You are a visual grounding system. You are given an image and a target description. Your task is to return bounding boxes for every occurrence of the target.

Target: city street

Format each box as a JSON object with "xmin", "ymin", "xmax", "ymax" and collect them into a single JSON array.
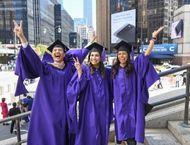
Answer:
[{"xmin": 0, "ymin": 122, "xmax": 28, "ymax": 144}]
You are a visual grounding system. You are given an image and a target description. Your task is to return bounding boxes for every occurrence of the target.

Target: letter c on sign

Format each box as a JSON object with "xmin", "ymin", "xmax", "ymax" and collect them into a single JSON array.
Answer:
[{"xmin": 169, "ymin": 46, "xmax": 175, "ymax": 52}]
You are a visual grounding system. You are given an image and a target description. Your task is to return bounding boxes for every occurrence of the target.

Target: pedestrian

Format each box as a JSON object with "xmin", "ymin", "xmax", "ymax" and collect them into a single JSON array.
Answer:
[
  {"xmin": 8, "ymin": 102, "xmax": 21, "ymax": 134},
  {"xmin": 182, "ymin": 73, "xmax": 186, "ymax": 86},
  {"xmin": 176, "ymin": 75, "xmax": 181, "ymax": 87},
  {"xmin": 0, "ymin": 98, "xmax": 9, "ymax": 125},
  {"xmin": 157, "ymin": 79, "xmax": 163, "ymax": 89},
  {"xmin": 67, "ymin": 42, "xmax": 113, "ymax": 145},
  {"xmin": 112, "ymin": 26, "xmax": 164, "ymax": 145},
  {"xmin": 13, "ymin": 20, "xmax": 93, "ymax": 145}
]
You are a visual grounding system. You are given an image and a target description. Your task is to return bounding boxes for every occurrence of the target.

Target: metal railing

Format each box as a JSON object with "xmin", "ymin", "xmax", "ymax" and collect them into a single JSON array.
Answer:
[
  {"xmin": 0, "ymin": 65, "xmax": 190, "ymax": 144},
  {"xmin": 0, "ymin": 111, "xmax": 31, "ymax": 145},
  {"xmin": 153, "ymin": 64, "xmax": 190, "ymax": 126}
]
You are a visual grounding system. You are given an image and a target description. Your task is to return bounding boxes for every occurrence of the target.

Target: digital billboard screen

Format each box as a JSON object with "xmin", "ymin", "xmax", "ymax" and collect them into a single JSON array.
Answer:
[
  {"xmin": 171, "ymin": 19, "xmax": 183, "ymax": 39},
  {"xmin": 111, "ymin": 9, "xmax": 136, "ymax": 44}
]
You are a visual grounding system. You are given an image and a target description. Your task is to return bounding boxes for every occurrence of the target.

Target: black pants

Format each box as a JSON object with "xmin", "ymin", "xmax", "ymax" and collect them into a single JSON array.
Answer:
[
  {"xmin": 10, "ymin": 120, "xmax": 16, "ymax": 134},
  {"xmin": 117, "ymin": 138, "xmax": 137, "ymax": 145}
]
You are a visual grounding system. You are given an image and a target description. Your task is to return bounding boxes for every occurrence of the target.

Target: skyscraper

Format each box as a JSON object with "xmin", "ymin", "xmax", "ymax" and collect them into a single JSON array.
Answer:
[
  {"xmin": 0, "ymin": 0, "xmax": 34, "ymax": 44},
  {"xmin": 61, "ymin": 9, "xmax": 74, "ymax": 47},
  {"xmin": 147, "ymin": 0, "xmax": 178, "ymax": 43},
  {"xmin": 178, "ymin": 0, "xmax": 190, "ymax": 7},
  {"xmin": 83, "ymin": 0, "xmax": 93, "ymax": 26}
]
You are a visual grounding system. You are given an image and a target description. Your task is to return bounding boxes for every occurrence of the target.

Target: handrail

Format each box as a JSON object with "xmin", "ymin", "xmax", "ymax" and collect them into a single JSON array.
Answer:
[
  {"xmin": 159, "ymin": 64, "xmax": 190, "ymax": 77},
  {"xmin": 157, "ymin": 64, "xmax": 190, "ymax": 127},
  {"xmin": 0, "ymin": 111, "xmax": 31, "ymax": 145},
  {"xmin": 152, "ymin": 94, "xmax": 186, "ymax": 107},
  {"xmin": 0, "ymin": 111, "xmax": 31, "ymax": 124}
]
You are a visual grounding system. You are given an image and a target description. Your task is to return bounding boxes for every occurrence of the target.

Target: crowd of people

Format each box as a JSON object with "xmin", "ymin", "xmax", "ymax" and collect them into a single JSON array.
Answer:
[
  {"xmin": 0, "ymin": 95, "xmax": 33, "ymax": 134},
  {"xmin": 9, "ymin": 20, "xmax": 164, "ymax": 145}
]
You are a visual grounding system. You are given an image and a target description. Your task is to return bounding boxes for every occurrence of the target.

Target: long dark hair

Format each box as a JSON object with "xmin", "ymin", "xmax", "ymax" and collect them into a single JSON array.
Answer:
[
  {"xmin": 112, "ymin": 52, "xmax": 133, "ymax": 78},
  {"xmin": 87, "ymin": 52, "xmax": 105, "ymax": 78}
]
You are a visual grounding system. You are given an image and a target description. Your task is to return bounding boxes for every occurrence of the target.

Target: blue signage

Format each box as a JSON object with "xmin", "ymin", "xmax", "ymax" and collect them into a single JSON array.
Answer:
[{"xmin": 141, "ymin": 44, "xmax": 178, "ymax": 55}]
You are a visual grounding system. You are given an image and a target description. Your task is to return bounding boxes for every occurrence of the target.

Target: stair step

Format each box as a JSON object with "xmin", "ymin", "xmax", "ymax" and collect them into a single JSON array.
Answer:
[
  {"xmin": 145, "ymin": 129, "xmax": 181, "ymax": 145},
  {"xmin": 168, "ymin": 121, "xmax": 190, "ymax": 145},
  {"xmin": 146, "ymin": 103, "xmax": 190, "ymax": 128}
]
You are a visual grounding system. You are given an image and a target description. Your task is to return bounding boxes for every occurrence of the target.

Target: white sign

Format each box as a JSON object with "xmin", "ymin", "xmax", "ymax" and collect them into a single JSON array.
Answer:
[
  {"xmin": 171, "ymin": 20, "xmax": 183, "ymax": 39},
  {"xmin": 111, "ymin": 9, "xmax": 136, "ymax": 44}
]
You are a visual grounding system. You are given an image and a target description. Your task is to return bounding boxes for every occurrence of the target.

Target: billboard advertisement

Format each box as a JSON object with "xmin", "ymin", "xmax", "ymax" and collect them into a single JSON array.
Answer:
[
  {"xmin": 171, "ymin": 19, "xmax": 183, "ymax": 39},
  {"xmin": 111, "ymin": 9, "xmax": 136, "ymax": 44}
]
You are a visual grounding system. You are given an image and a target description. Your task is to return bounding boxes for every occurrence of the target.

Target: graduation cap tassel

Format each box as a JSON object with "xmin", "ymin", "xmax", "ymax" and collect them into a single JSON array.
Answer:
[
  {"xmin": 101, "ymin": 48, "xmax": 106, "ymax": 62},
  {"xmin": 130, "ymin": 46, "xmax": 134, "ymax": 62}
]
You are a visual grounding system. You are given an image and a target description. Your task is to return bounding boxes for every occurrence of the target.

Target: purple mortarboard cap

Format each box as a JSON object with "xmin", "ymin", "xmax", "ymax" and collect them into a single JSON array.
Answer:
[
  {"xmin": 86, "ymin": 42, "xmax": 104, "ymax": 54},
  {"xmin": 114, "ymin": 40, "xmax": 134, "ymax": 62},
  {"xmin": 86, "ymin": 42, "xmax": 106, "ymax": 61},
  {"xmin": 47, "ymin": 39, "xmax": 69, "ymax": 52}
]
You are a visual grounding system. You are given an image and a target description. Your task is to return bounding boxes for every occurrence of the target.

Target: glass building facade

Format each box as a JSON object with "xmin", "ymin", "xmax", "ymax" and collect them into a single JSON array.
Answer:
[
  {"xmin": 0, "ymin": 0, "xmax": 31, "ymax": 44},
  {"xmin": 61, "ymin": 9, "xmax": 74, "ymax": 47},
  {"xmin": 0, "ymin": 0, "xmax": 58, "ymax": 45},
  {"xmin": 178, "ymin": 0, "xmax": 190, "ymax": 6},
  {"xmin": 110, "ymin": 0, "xmax": 136, "ymax": 14},
  {"xmin": 110, "ymin": 0, "xmax": 179, "ymax": 45},
  {"xmin": 39, "ymin": 0, "xmax": 55, "ymax": 45}
]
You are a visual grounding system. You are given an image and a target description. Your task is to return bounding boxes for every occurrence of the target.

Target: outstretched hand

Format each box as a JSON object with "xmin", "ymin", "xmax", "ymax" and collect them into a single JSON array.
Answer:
[
  {"xmin": 13, "ymin": 20, "xmax": 24, "ymax": 38},
  {"xmin": 145, "ymin": 26, "xmax": 164, "ymax": 56},
  {"xmin": 90, "ymin": 35, "xmax": 97, "ymax": 43},
  {"xmin": 152, "ymin": 26, "xmax": 164, "ymax": 38},
  {"xmin": 13, "ymin": 20, "xmax": 27, "ymax": 43}
]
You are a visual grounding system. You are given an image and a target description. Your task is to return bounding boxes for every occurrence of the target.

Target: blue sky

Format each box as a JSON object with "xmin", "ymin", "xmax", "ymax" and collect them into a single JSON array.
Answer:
[
  {"xmin": 63, "ymin": 0, "xmax": 84, "ymax": 18},
  {"xmin": 62, "ymin": 0, "xmax": 96, "ymax": 29}
]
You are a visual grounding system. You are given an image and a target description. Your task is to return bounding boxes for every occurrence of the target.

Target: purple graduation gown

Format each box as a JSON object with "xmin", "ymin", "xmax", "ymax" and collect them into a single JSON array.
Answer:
[
  {"xmin": 113, "ymin": 54, "xmax": 159, "ymax": 143},
  {"xmin": 67, "ymin": 66, "xmax": 113, "ymax": 145},
  {"xmin": 15, "ymin": 44, "xmax": 88, "ymax": 145}
]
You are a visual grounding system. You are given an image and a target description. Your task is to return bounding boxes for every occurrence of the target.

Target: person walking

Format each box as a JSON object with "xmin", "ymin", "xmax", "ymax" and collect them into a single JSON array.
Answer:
[
  {"xmin": 8, "ymin": 102, "xmax": 21, "ymax": 134},
  {"xmin": 0, "ymin": 98, "xmax": 9, "ymax": 125}
]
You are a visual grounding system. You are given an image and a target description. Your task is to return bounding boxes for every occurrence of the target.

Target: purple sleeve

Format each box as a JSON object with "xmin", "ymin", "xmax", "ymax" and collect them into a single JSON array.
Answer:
[
  {"xmin": 19, "ymin": 44, "xmax": 43, "ymax": 76},
  {"xmin": 42, "ymin": 51, "xmax": 53, "ymax": 63},
  {"xmin": 66, "ymin": 66, "xmax": 88, "ymax": 133},
  {"xmin": 135, "ymin": 54, "xmax": 159, "ymax": 104},
  {"xmin": 134, "ymin": 54, "xmax": 159, "ymax": 88},
  {"xmin": 14, "ymin": 44, "xmax": 43, "ymax": 96},
  {"xmin": 66, "ymin": 48, "xmax": 89, "ymax": 63}
]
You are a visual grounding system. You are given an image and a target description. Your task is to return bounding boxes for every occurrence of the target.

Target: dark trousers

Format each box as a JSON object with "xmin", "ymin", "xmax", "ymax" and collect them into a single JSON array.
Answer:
[
  {"xmin": 126, "ymin": 138, "xmax": 137, "ymax": 145},
  {"xmin": 117, "ymin": 138, "xmax": 137, "ymax": 145},
  {"xmin": 10, "ymin": 120, "xmax": 16, "ymax": 134}
]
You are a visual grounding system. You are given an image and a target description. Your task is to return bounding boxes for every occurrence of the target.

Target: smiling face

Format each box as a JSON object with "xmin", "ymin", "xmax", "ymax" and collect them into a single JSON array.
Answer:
[
  {"xmin": 89, "ymin": 51, "xmax": 101, "ymax": 67},
  {"xmin": 52, "ymin": 46, "xmax": 65, "ymax": 63},
  {"xmin": 117, "ymin": 51, "xmax": 128, "ymax": 66}
]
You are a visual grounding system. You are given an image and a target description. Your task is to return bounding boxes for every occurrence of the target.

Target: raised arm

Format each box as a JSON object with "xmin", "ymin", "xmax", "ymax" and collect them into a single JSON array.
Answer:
[
  {"xmin": 145, "ymin": 26, "xmax": 164, "ymax": 56},
  {"xmin": 67, "ymin": 58, "xmax": 88, "ymax": 133},
  {"xmin": 14, "ymin": 20, "xmax": 43, "ymax": 76},
  {"xmin": 14, "ymin": 20, "xmax": 43, "ymax": 96}
]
